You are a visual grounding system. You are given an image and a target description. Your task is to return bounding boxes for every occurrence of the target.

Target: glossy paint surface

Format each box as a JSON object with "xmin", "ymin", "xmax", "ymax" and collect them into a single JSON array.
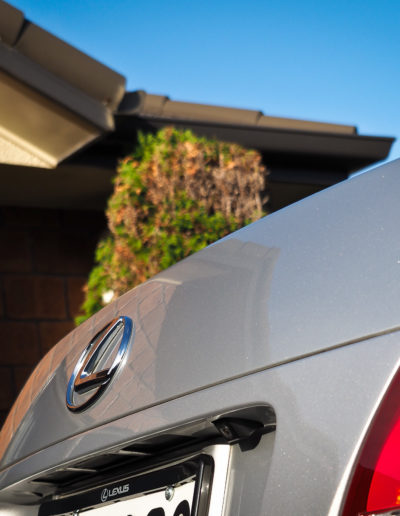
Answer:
[
  {"xmin": 2, "ymin": 159, "xmax": 400, "ymax": 468},
  {"xmin": 1, "ymin": 332, "xmax": 400, "ymax": 515}
]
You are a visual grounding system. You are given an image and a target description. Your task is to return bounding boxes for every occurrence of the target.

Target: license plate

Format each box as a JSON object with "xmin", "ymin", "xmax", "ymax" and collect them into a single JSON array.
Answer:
[{"xmin": 39, "ymin": 445, "xmax": 231, "ymax": 516}]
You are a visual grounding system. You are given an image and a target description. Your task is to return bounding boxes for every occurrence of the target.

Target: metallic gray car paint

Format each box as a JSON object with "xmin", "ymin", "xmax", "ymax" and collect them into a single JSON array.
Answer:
[
  {"xmin": 1, "ymin": 159, "xmax": 400, "ymax": 514},
  {"xmin": 1, "ymin": 333, "xmax": 399, "ymax": 514}
]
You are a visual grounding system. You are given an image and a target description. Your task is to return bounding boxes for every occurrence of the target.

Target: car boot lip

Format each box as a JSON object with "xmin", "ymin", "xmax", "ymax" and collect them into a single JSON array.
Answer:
[{"xmin": 3, "ymin": 159, "xmax": 400, "ymax": 515}]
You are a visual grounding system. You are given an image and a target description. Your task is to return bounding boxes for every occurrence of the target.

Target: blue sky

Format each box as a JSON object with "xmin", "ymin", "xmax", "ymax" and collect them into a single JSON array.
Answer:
[{"xmin": 11, "ymin": 0, "xmax": 400, "ymax": 169}]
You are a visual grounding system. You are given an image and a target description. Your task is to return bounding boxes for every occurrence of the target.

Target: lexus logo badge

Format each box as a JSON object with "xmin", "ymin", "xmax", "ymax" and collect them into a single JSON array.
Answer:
[{"xmin": 66, "ymin": 316, "xmax": 134, "ymax": 412}]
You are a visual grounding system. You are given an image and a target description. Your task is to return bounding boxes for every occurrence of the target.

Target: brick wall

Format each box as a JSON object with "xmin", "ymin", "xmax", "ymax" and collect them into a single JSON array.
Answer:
[{"xmin": 0, "ymin": 207, "xmax": 106, "ymax": 424}]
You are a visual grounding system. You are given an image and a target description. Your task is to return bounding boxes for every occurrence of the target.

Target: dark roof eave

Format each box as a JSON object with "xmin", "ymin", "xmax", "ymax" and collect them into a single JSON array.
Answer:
[{"xmin": 116, "ymin": 113, "xmax": 395, "ymax": 172}]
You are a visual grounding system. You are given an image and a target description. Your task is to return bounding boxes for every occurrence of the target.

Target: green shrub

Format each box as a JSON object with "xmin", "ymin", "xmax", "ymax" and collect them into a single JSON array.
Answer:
[{"xmin": 76, "ymin": 127, "xmax": 267, "ymax": 324}]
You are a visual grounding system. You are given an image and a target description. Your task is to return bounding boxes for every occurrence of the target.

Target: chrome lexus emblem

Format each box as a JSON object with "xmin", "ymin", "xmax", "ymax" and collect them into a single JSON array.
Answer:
[{"xmin": 66, "ymin": 316, "xmax": 133, "ymax": 412}]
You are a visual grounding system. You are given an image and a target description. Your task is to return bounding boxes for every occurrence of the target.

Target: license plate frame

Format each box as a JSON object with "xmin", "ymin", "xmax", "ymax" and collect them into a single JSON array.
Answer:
[{"xmin": 39, "ymin": 444, "xmax": 231, "ymax": 516}]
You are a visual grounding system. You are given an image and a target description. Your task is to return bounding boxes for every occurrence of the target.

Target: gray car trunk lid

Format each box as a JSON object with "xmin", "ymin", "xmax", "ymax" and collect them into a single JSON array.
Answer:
[{"xmin": 2, "ymin": 159, "xmax": 400, "ymax": 467}]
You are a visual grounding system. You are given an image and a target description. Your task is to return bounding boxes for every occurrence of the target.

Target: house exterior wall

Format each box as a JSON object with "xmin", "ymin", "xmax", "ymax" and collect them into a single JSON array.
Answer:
[{"xmin": 0, "ymin": 206, "xmax": 106, "ymax": 424}]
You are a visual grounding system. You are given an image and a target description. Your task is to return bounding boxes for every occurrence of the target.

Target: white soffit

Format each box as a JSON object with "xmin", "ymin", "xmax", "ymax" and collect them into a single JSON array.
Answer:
[
  {"xmin": 0, "ymin": 131, "xmax": 53, "ymax": 168},
  {"xmin": 0, "ymin": 0, "xmax": 126, "ymax": 169},
  {"xmin": 0, "ymin": 70, "xmax": 101, "ymax": 168}
]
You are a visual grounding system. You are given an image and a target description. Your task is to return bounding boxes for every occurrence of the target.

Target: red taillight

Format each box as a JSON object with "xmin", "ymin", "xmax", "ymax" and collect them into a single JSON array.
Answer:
[{"xmin": 342, "ymin": 368, "xmax": 400, "ymax": 516}]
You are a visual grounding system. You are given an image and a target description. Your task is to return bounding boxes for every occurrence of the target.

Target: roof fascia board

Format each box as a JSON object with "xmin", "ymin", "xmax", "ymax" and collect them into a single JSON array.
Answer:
[
  {"xmin": 15, "ymin": 22, "xmax": 126, "ymax": 110},
  {"xmin": 118, "ymin": 91, "xmax": 357, "ymax": 136},
  {"xmin": 0, "ymin": 1, "xmax": 24, "ymax": 46},
  {"xmin": 0, "ymin": 41, "xmax": 114, "ymax": 131}
]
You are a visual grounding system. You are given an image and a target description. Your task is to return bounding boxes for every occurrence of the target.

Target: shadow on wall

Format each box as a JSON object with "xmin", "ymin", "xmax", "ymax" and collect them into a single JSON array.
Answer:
[{"xmin": 0, "ymin": 206, "xmax": 107, "ymax": 424}]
